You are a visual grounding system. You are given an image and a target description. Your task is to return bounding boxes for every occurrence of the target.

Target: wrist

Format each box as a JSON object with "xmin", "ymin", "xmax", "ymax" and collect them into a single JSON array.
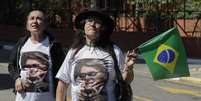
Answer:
[
  {"xmin": 123, "ymin": 64, "xmax": 132, "ymax": 73},
  {"xmin": 16, "ymin": 77, "xmax": 21, "ymax": 81}
]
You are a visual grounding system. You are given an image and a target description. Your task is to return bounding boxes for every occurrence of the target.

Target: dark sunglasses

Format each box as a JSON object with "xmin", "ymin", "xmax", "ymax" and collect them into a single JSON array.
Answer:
[
  {"xmin": 22, "ymin": 64, "xmax": 47, "ymax": 71},
  {"xmin": 79, "ymin": 72, "xmax": 98, "ymax": 78},
  {"xmin": 85, "ymin": 18, "xmax": 102, "ymax": 25}
]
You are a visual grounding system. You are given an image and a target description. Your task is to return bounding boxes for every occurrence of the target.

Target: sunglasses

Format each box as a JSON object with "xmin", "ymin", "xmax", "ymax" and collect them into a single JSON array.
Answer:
[
  {"xmin": 79, "ymin": 72, "xmax": 98, "ymax": 78},
  {"xmin": 22, "ymin": 64, "xmax": 47, "ymax": 71},
  {"xmin": 85, "ymin": 18, "xmax": 102, "ymax": 25}
]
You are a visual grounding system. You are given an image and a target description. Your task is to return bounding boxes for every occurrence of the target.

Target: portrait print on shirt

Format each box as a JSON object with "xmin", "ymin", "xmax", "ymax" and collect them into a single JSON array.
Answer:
[
  {"xmin": 20, "ymin": 51, "xmax": 50, "ymax": 92},
  {"xmin": 74, "ymin": 59, "xmax": 109, "ymax": 101}
]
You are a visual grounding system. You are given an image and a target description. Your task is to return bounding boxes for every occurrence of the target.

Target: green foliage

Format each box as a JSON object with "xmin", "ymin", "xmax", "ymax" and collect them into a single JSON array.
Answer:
[
  {"xmin": 1, "ymin": 0, "xmax": 201, "ymax": 26},
  {"xmin": 130, "ymin": 0, "xmax": 201, "ymax": 18},
  {"xmin": 4, "ymin": 0, "xmax": 89, "ymax": 27}
]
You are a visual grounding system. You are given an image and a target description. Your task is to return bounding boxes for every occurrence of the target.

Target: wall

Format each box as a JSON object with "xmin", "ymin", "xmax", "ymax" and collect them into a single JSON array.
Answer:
[{"xmin": 0, "ymin": 25, "xmax": 200, "ymax": 58}]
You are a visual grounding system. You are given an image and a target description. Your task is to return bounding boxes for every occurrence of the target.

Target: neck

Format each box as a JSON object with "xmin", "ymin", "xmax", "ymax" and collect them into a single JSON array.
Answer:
[
  {"xmin": 86, "ymin": 40, "xmax": 94, "ymax": 45},
  {"xmin": 30, "ymin": 33, "xmax": 45, "ymax": 44},
  {"xmin": 86, "ymin": 36, "xmax": 94, "ymax": 43}
]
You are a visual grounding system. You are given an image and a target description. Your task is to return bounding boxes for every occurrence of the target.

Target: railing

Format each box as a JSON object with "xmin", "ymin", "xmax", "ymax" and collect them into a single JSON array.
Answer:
[{"xmin": 1, "ymin": 0, "xmax": 201, "ymax": 37}]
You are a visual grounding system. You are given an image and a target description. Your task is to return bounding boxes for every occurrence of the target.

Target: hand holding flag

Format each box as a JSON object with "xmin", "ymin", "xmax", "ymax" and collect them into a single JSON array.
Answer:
[{"xmin": 123, "ymin": 49, "xmax": 138, "ymax": 72}]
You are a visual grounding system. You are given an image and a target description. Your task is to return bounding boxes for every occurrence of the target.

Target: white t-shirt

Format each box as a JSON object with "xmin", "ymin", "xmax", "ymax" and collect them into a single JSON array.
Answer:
[
  {"xmin": 56, "ymin": 45, "xmax": 125, "ymax": 101},
  {"xmin": 15, "ymin": 37, "xmax": 54, "ymax": 101}
]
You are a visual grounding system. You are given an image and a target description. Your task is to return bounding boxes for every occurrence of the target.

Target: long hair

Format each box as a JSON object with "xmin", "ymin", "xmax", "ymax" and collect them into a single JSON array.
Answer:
[
  {"xmin": 70, "ymin": 27, "xmax": 116, "ymax": 59},
  {"xmin": 70, "ymin": 14, "xmax": 119, "ymax": 67}
]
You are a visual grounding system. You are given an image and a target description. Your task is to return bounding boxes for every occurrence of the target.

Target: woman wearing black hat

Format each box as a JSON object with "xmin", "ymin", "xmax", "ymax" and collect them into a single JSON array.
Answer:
[{"xmin": 56, "ymin": 10, "xmax": 137, "ymax": 101}]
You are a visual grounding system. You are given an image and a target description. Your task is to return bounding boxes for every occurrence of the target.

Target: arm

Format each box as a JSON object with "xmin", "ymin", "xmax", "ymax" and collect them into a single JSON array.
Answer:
[
  {"xmin": 8, "ymin": 44, "xmax": 20, "ymax": 81},
  {"xmin": 122, "ymin": 65, "xmax": 134, "ymax": 84},
  {"xmin": 8, "ymin": 41, "xmax": 25, "ymax": 92},
  {"xmin": 56, "ymin": 80, "xmax": 69, "ymax": 101},
  {"xmin": 122, "ymin": 50, "xmax": 137, "ymax": 84},
  {"xmin": 8, "ymin": 37, "xmax": 27, "ymax": 81},
  {"xmin": 55, "ymin": 48, "xmax": 75, "ymax": 101}
]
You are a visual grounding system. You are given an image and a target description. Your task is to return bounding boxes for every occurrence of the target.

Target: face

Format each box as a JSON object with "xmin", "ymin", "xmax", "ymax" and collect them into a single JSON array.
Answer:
[
  {"xmin": 79, "ymin": 66, "xmax": 106, "ymax": 84},
  {"xmin": 23, "ymin": 59, "xmax": 48, "ymax": 81},
  {"xmin": 84, "ymin": 18, "xmax": 103, "ymax": 41},
  {"xmin": 26, "ymin": 10, "xmax": 46, "ymax": 35}
]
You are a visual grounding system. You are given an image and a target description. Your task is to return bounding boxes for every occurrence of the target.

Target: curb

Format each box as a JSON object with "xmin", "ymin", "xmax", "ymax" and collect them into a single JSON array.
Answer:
[
  {"xmin": 179, "ymin": 77, "xmax": 201, "ymax": 85},
  {"xmin": 191, "ymin": 67, "xmax": 201, "ymax": 72}
]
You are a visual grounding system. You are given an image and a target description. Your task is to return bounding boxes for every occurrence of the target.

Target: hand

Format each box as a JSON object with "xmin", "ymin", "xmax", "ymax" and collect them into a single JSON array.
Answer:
[
  {"xmin": 124, "ymin": 49, "xmax": 138, "ymax": 70},
  {"xmin": 15, "ymin": 78, "xmax": 24, "ymax": 93},
  {"xmin": 30, "ymin": 70, "xmax": 47, "ymax": 79}
]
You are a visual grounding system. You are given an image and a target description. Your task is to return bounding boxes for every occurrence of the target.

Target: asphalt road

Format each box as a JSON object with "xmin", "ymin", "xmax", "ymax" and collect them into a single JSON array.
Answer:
[
  {"xmin": 133, "ymin": 64, "xmax": 201, "ymax": 101},
  {"xmin": 1, "ymin": 63, "xmax": 201, "ymax": 101},
  {"xmin": 0, "ymin": 47, "xmax": 201, "ymax": 101},
  {"xmin": 0, "ymin": 63, "xmax": 15, "ymax": 101}
]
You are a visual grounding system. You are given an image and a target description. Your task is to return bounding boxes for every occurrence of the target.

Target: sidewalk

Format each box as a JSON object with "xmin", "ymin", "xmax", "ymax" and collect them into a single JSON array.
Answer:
[
  {"xmin": 0, "ymin": 42, "xmax": 201, "ymax": 86},
  {"xmin": 179, "ymin": 64, "xmax": 201, "ymax": 85},
  {"xmin": 175, "ymin": 59, "xmax": 201, "ymax": 85}
]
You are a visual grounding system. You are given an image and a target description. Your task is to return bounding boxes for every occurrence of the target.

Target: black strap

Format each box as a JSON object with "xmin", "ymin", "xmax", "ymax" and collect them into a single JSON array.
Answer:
[{"xmin": 110, "ymin": 46, "xmax": 124, "ymax": 82}]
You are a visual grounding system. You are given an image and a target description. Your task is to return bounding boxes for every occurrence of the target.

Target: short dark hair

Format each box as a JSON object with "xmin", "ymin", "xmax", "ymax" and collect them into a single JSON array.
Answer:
[
  {"xmin": 21, "ymin": 51, "xmax": 49, "ymax": 68},
  {"xmin": 26, "ymin": 8, "xmax": 47, "ymax": 21},
  {"xmin": 74, "ymin": 58, "xmax": 107, "ymax": 79}
]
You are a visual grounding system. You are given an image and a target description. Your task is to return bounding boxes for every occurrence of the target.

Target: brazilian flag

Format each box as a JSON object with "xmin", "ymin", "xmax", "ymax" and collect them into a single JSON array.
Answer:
[{"xmin": 138, "ymin": 27, "xmax": 190, "ymax": 80}]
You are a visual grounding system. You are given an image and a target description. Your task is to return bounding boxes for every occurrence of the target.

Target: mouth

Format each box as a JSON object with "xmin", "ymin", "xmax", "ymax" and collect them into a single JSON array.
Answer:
[
  {"xmin": 88, "ymin": 28, "xmax": 97, "ymax": 32},
  {"xmin": 88, "ymin": 30, "xmax": 96, "ymax": 33},
  {"xmin": 31, "ymin": 24, "xmax": 39, "ymax": 29}
]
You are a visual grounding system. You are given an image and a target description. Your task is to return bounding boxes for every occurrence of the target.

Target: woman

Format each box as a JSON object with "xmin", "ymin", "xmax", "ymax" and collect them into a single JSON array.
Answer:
[
  {"xmin": 56, "ymin": 10, "xmax": 137, "ymax": 101},
  {"xmin": 8, "ymin": 9, "xmax": 65, "ymax": 101}
]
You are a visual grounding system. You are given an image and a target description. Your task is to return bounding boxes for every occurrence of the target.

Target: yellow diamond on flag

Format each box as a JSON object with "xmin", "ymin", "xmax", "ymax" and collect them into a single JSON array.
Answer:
[{"xmin": 153, "ymin": 44, "xmax": 179, "ymax": 73}]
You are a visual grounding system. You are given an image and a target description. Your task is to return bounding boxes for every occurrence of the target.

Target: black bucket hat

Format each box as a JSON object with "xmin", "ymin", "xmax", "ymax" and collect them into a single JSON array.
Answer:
[{"xmin": 74, "ymin": 10, "xmax": 115, "ymax": 34}]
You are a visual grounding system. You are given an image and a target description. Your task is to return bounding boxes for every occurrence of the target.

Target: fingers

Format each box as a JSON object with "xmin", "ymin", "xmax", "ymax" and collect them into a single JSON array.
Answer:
[
  {"xmin": 91, "ymin": 78, "xmax": 104, "ymax": 86},
  {"xmin": 22, "ymin": 79, "xmax": 32, "ymax": 88},
  {"xmin": 125, "ymin": 50, "xmax": 137, "ymax": 63},
  {"xmin": 127, "ymin": 49, "xmax": 138, "ymax": 58},
  {"xmin": 124, "ymin": 49, "xmax": 138, "ymax": 68},
  {"xmin": 15, "ymin": 78, "xmax": 24, "ymax": 93}
]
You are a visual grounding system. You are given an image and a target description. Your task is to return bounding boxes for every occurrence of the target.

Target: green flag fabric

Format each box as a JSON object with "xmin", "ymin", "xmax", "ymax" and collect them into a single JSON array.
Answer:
[{"xmin": 138, "ymin": 27, "xmax": 190, "ymax": 80}]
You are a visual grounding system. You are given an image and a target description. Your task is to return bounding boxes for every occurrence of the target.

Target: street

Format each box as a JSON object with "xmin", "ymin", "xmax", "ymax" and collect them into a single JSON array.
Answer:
[
  {"xmin": 1, "ymin": 63, "xmax": 201, "ymax": 101},
  {"xmin": 0, "ymin": 63, "xmax": 15, "ymax": 101},
  {"xmin": 132, "ymin": 64, "xmax": 201, "ymax": 101},
  {"xmin": 0, "ymin": 0, "xmax": 201, "ymax": 100}
]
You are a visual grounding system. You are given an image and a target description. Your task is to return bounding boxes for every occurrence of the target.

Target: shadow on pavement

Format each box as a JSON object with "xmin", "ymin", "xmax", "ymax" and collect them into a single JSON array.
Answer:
[{"xmin": 0, "ymin": 74, "xmax": 14, "ymax": 90}]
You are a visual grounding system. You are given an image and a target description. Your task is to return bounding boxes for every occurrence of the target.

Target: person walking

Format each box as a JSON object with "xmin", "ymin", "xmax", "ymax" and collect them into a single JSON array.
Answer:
[
  {"xmin": 8, "ymin": 8, "xmax": 65, "ymax": 101},
  {"xmin": 56, "ymin": 10, "xmax": 137, "ymax": 101}
]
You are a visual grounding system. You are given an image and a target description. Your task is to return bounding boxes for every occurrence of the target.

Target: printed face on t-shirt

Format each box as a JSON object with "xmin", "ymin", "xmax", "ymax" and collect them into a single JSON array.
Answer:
[
  {"xmin": 23, "ymin": 58, "xmax": 48, "ymax": 83},
  {"xmin": 21, "ymin": 51, "xmax": 49, "ymax": 92},
  {"xmin": 74, "ymin": 59, "xmax": 108, "ymax": 101}
]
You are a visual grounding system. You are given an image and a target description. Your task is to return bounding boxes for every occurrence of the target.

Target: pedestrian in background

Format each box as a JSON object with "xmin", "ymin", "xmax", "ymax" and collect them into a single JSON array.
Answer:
[
  {"xmin": 56, "ymin": 10, "xmax": 137, "ymax": 101},
  {"xmin": 8, "ymin": 8, "xmax": 65, "ymax": 101}
]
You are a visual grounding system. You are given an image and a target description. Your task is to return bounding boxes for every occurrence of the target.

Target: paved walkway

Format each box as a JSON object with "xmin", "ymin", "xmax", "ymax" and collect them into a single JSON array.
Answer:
[
  {"xmin": 0, "ymin": 42, "xmax": 201, "ymax": 85},
  {"xmin": 0, "ymin": 42, "xmax": 200, "ymax": 101}
]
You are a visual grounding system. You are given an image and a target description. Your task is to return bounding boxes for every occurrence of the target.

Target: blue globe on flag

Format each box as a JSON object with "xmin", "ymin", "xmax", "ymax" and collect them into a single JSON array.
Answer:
[
  {"xmin": 153, "ymin": 44, "xmax": 178, "ymax": 73},
  {"xmin": 157, "ymin": 49, "xmax": 175, "ymax": 63}
]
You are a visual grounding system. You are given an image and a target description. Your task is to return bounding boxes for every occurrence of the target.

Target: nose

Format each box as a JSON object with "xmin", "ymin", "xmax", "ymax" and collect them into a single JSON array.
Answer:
[
  {"xmin": 32, "ymin": 18, "xmax": 37, "ymax": 23},
  {"xmin": 89, "ymin": 21, "xmax": 96, "ymax": 26},
  {"xmin": 85, "ymin": 75, "xmax": 91, "ymax": 79}
]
